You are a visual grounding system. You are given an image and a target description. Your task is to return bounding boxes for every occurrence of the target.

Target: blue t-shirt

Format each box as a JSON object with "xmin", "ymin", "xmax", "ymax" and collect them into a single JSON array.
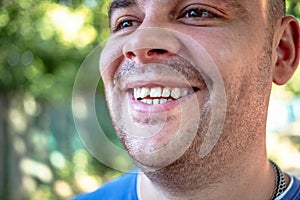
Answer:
[
  {"xmin": 71, "ymin": 171, "xmax": 139, "ymax": 200},
  {"xmin": 276, "ymin": 175, "xmax": 300, "ymax": 200},
  {"xmin": 71, "ymin": 172, "xmax": 300, "ymax": 200}
]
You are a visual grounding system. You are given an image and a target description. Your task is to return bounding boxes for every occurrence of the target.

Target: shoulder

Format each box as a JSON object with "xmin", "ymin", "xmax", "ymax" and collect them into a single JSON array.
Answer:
[{"xmin": 71, "ymin": 171, "xmax": 139, "ymax": 200}]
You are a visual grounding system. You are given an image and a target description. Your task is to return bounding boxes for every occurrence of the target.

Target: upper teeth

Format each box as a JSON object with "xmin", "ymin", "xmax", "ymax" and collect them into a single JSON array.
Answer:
[
  {"xmin": 150, "ymin": 87, "xmax": 162, "ymax": 97},
  {"xmin": 161, "ymin": 87, "xmax": 171, "ymax": 97},
  {"xmin": 133, "ymin": 87, "xmax": 192, "ymax": 104}
]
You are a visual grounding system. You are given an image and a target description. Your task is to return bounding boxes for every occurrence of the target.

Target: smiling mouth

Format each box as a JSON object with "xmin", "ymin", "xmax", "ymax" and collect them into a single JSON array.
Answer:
[{"xmin": 132, "ymin": 86, "xmax": 200, "ymax": 105}]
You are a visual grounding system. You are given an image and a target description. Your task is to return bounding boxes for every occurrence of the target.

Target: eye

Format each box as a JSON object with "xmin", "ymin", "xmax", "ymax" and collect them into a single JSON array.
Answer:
[
  {"xmin": 181, "ymin": 8, "xmax": 219, "ymax": 19},
  {"xmin": 177, "ymin": 5, "xmax": 223, "ymax": 26},
  {"xmin": 112, "ymin": 19, "xmax": 141, "ymax": 33},
  {"xmin": 119, "ymin": 20, "xmax": 138, "ymax": 29}
]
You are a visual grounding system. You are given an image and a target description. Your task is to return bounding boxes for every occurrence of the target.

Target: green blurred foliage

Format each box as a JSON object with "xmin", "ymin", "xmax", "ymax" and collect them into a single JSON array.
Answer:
[
  {"xmin": 0, "ymin": 0, "xmax": 299, "ymax": 200},
  {"xmin": 0, "ymin": 0, "xmax": 118, "ymax": 200},
  {"xmin": 0, "ymin": 0, "xmax": 111, "ymax": 102}
]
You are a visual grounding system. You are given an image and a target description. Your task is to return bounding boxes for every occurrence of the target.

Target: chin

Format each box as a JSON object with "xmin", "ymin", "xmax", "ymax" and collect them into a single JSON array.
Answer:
[{"xmin": 109, "ymin": 94, "xmax": 211, "ymax": 172}]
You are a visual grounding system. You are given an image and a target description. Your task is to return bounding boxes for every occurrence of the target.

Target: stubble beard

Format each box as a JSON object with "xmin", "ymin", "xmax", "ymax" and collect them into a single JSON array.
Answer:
[{"xmin": 105, "ymin": 27, "xmax": 274, "ymax": 196}]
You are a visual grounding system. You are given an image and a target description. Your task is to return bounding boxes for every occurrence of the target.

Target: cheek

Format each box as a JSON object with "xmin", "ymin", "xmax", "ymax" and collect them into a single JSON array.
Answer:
[
  {"xmin": 101, "ymin": 56, "xmax": 124, "ymax": 86},
  {"xmin": 204, "ymin": 44, "xmax": 250, "ymax": 98},
  {"xmin": 193, "ymin": 33, "xmax": 269, "ymax": 106}
]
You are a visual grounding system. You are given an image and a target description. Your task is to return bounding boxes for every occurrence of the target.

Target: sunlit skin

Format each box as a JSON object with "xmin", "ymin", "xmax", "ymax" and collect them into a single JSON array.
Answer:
[{"xmin": 101, "ymin": 0, "xmax": 300, "ymax": 199}]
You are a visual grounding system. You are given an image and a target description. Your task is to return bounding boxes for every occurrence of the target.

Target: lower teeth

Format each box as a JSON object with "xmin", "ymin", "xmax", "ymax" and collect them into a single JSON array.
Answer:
[{"xmin": 140, "ymin": 98, "xmax": 172, "ymax": 105}]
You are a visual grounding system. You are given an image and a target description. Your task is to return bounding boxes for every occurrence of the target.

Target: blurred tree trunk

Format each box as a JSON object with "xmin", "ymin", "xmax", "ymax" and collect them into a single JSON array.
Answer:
[{"xmin": 0, "ymin": 93, "xmax": 9, "ymax": 200}]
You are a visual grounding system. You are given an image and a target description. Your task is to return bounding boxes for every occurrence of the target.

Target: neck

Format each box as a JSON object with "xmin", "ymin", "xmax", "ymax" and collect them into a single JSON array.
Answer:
[{"xmin": 140, "ymin": 157, "xmax": 275, "ymax": 200}]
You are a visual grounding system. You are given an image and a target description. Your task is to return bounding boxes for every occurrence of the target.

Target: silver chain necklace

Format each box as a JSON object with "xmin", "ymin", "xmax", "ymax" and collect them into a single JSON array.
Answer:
[{"xmin": 270, "ymin": 160, "xmax": 286, "ymax": 200}]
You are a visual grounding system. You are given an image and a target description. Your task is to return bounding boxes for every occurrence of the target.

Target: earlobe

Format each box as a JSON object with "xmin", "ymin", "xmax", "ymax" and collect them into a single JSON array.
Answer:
[{"xmin": 273, "ymin": 16, "xmax": 300, "ymax": 85}]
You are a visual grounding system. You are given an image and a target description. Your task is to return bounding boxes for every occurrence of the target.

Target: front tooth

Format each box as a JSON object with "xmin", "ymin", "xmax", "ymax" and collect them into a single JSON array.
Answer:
[
  {"xmin": 134, "ymin": 88, "xmax": 141, "ymax": 99},
  {"xmin": 153, "ymin": 99, "xmax": 159, "ymax": 105},
  {"xmin": 171, "ymin": 88, "xmax": 181, "ymax": 99},
  {"xmin": 162, "ymin": 87, "xmax": 171, "ymax": 97},
  {"xmin": 140, "ymin": 87, "xmax": 150, "ymax": 98},
  {"xmin": 181, "ymin": 89, "xmax": 188, "ymax": 97},
  {"xmin": 150, "ymin": 87, "xmax": 162, "ymax": 97},
  {"xmin": 146, "ymin": 99, "xmax": 153, "ymax": 104},
  {"xmin": 159, "ymin": 99, "xmax": 167, "ymax": 104}
]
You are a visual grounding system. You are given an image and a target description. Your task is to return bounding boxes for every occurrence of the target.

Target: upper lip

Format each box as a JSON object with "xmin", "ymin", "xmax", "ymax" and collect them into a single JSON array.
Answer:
[
  {"xmin": 113, "ymin": 59, "xmax": 208, "ymax": 92},
  {"xmin": 115, "ymin": 69, "xmax": 206, "ymax": 92},
  {"xmin": 124, "ymin": 80, "xmax": 203, "ymax": 91}
]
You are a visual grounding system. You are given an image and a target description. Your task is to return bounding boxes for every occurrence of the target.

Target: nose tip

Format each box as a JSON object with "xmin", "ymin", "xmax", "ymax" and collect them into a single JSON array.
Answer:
[{"xmin": 122, "ymin": 28, "xmax": 181, "ymax": 63}]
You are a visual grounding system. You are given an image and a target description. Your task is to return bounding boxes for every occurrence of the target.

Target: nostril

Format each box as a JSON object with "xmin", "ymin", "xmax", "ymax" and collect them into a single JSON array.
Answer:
[
  {"xmin": 124, "ymin": 49, "xmax": 170, "ymax": 61},
  {"xmin": 148, "ymin": 49, "xmax": 168, "ymax": 56},
  {"xmin": 125, "ymin": 51, "xmax": 135, "ymax": 59}
]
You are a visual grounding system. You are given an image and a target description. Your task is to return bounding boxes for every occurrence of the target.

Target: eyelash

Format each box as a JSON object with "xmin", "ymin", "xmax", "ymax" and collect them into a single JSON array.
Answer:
[
  {"xmin": 112, "ymin": 19, "xmax": 141, "ymax": 33},
  {"xmin": 179, "ymin": 8, "xmax": 220, "ymax": 19}
]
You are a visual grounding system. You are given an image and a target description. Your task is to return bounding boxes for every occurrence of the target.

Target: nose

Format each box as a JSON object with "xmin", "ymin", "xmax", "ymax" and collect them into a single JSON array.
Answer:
[{"xmin": 122, "ymin": 28, "xmax": 181, "ymax": 63}]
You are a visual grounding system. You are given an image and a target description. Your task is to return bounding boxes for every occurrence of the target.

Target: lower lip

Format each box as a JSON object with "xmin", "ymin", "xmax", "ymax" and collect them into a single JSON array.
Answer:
[{"xmin": 129, "ymin": 93, "xmax": 196, "ymax": 113}]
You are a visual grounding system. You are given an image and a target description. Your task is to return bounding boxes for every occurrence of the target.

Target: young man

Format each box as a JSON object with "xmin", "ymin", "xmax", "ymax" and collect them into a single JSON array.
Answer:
[{"xmin": 73, "ymin": 0, "xmax": 300, "ymax": 199}]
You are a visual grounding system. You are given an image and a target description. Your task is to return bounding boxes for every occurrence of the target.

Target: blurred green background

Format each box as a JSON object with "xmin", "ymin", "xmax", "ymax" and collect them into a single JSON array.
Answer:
[{"xmin": 0, "ymin": 0, "xmax": 300, "ymax": 199}]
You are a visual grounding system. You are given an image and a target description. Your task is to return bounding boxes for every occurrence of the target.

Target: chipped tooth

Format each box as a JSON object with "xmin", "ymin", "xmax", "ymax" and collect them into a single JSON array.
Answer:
[
  {"xmin": 171, "ymin": 88, "xmax": 181, "ymax": 99},
  {"xmin": 153, "ymin": 99, "xmax": 159, "ymax": 105},
  {"xmin": 181, "ymin": 89, "xmax": 188, "ymax": 97},
  {"xmin": 159, "ymin": 99, "xmax": 167, "ymax": 104},
  {"xmin": 140, "ymin": 87, "xmax": 150, "ymax": 98},
  {"xmin": 150, "ymin": 87, "xmax": 162, "ymax": 97},
  {"xmin": 146, "ymin": 99, "xmax": 153, "ymax": 104},
  {"xmin": 162, "ymin": 87, "xmax": 171, "ymax": 97}
]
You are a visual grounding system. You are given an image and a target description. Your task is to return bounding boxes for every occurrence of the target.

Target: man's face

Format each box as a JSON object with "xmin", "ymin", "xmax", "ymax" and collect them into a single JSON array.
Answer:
[{"xmin": 100, "ymin": 0, "xmax": 275, "ymax": 171}]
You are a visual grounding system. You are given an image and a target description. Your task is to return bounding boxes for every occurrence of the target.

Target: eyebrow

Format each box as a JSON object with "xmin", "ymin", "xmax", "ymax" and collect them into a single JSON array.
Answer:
[{"xmin": 108, "ymin": 0, "xmax": 136, "ymax": 21}]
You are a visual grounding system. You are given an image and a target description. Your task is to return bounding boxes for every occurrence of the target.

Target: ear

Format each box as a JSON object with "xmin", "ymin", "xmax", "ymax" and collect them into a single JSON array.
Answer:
[{"xmin": 273, "ymin": 16, "xmax": 300, "ymax": 85}]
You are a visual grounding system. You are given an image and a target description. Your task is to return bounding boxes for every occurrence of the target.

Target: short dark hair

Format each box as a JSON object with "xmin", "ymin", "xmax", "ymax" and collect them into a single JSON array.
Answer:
[{"xmin": 268, "ymin": 0, "xmax": 286, "ymax": 24}]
